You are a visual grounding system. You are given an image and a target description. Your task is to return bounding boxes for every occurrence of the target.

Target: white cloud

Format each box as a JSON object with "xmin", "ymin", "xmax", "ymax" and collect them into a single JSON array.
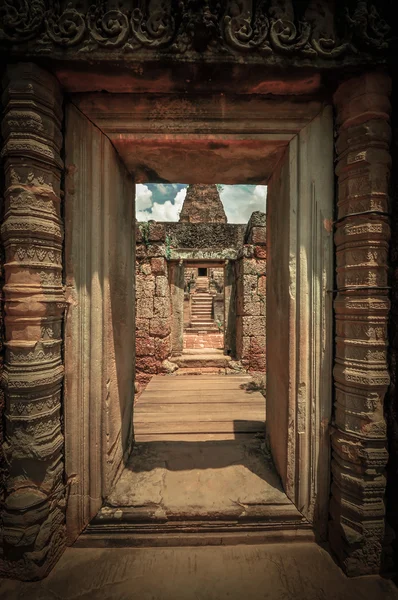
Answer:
[
  {"xmin": 135, "ymin": 184, "xmax": 266, "ymax": 223},
  {"xmin": 220, "ymin": 185, "xmax": 267, "ymax": 223},
  {"xmin": 136, "ymin": 184, "xmax": 153, "ymax": 211},
  {"xmin": 136, "ymin": 186, "xmax": 187, "ymax": 222}
]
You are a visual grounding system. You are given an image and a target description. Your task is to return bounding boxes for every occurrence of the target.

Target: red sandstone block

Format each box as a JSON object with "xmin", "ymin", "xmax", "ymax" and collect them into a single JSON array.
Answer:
[
  {"xmin": 250, "ymin": 336, "xmax": 266, "ymax": 355},
  {"xmin": 249, "ymin": 354, "xmax": 266, "ymax": 372},
  {"xmin": 243, "ymin": 274, "xmax": 258, "ymax": 293},
  {"xmin": 146, "ymin": 243, "xmax": 166, "ymax": 258},
  {"xmin": 244, "ymin": 299, "xmax": 261, "ymax": 317},
  {"xmin": 150, "ymin": 317, "xmax": 171, "ymax": 338},
  {"xmin": 148, "ymin": 222, "xmax": 165, "ymax": 242},
  {"xmin": 154, "ymin": 336, "xmax": 171, "ymax": 361},
  {"xmin": 136, "ymin": 356, "xmax": 158, "ymax": 374},
  {"xmin": 255, "ymin": 246, "xmax": 267, "ymax": 259},
  {"xmin": 151, "ymin": 257, "xmax": 166, "ymax": 275},
  {"xmin": 136, "ymin": 275, "xmax": 155, "ymax": 299},
  {"xmin": 258, "ymin": 275, "xmax": 266, "ymax": 296},
  {"xmin": 140, "ymin": 262, "xmax": 152, "ymax": 276},
  {"xmin": 248, "ymin": 316, "xmax": 265, "ymax": 337},
  {"xmin": 136, "ymin": 336, "xmax": 155, "ymax": 357},
  {"xmin": 242, "ymin": 258, "xmax": 257, "ymax": 276},
  {"xmin": 135, "ymin": 318, "xmax": 150, "ymax": 337},
  {"xmin": 155, "ymin": 276, "xmax": 169, "ymax": 297},
  {"xmin": 154, "ymin": 296, "xmax": 170, "ymax": 318},
  {"xmin": 251, "ymin": 227, "xmax": 267, "ymax": 245},
  {"xmin": 136, "ymin": 244, "xmax": 148, "ymax": 259},
  {"xmin": 136, "ymin": 297, "xmax": 154, "ymax": 319}
]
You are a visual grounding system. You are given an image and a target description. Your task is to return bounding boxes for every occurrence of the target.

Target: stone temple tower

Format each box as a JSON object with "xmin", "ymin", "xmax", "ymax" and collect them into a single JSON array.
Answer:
[{"xmin": 179, "ymin": 184, "xmax": 227, "ymax": 223}]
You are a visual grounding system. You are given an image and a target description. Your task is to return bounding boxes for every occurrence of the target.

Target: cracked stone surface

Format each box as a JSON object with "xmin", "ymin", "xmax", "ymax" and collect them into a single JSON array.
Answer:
[
  {"xmin": 106, "ymin": 437, "xmax": 290, "ymax": 518},
  {"xmin": 1, "ymin": 543, "xmax": 397, "ymax": 600}
]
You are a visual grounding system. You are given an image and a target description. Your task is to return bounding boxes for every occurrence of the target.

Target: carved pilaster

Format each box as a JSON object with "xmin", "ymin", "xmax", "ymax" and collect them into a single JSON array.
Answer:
[
  {"xmin": 331, "ymin": 72, "xmax": 392, "ymax": 575},
  {"xmin": 0, "ymin": 64, "xmax": 65, "ymax": 580}
]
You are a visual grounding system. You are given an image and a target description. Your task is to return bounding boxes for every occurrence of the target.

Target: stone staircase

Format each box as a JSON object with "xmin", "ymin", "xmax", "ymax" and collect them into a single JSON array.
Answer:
[{"xmin": 190, "ymin": 290, "xmax": 217, "ymax": 331}]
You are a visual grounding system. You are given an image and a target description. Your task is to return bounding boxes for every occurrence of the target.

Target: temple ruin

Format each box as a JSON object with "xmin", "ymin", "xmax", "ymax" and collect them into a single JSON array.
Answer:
[
  {"xmin": 0, "ymin": 0, "xmax": 397, "ymax": 584},
  {"xmin": 135, "ymin": 184, "xmax": 267, "ymax": 385}
]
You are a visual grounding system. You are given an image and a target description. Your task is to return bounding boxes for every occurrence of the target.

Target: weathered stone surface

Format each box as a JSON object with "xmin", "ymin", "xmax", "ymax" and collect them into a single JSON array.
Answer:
[
  {"xmin": 179, "ymin": 184, "xmax": 227, "ymax": 224},
  {"xmin": 165, "ymin": 223, "xmax": 245, "ymax": 254},
  {"xmin": 330, "ymin": 71, "xmax": 392, "ymax": 576},
  {"xmin": 235, "ymin": 217, "xmax": 266, "ymax": 373},
  {"xmin": 64, "ymin": 103, "xmax": 135, "ymax": 547},
  {"xmin": 135, "ymin": 241, "xmax": 172, "ymax": 378},
  {"xmin": 0, "ymin": 63, "xmax": 66, "ymax": 580},
  {"xmin": 151, "ymin": 257, "xmax": 166, "ymax": 275},
  {"xmin": 0, "ymin": 0, "xmax": 392, "ymax": 73}
]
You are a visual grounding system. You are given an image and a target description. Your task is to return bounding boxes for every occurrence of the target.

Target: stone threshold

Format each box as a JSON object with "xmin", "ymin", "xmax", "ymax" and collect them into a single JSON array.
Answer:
[{"xmin": 75, "ymin": 515, "xmax": 314, "ymax": 548}]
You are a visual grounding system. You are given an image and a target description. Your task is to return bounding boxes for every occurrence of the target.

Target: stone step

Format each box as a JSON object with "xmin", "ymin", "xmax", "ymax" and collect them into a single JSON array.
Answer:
[
  {"xmin": 174, "ymin": 353, "xmax": 232, "ymax": 368},
  {"xmin": 185, "ymin": 328, "xmax": 220, "ymax": 333}
]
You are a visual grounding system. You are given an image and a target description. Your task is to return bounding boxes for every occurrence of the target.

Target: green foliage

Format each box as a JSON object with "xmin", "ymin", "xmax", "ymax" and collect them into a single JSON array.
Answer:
[{"xmin": 139, "ymin": 222, "xmax": 150, "ymax": 246}]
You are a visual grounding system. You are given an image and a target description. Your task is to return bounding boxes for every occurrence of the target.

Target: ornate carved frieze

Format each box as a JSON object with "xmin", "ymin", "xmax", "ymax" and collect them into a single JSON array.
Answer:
[
  {"xmin": 331, "ymin": 72, "xmax": 392, "ymax": 576},
  {"xmin": 0, "ymin": 63, "xmax": 65, "ymax": 580},
  {"xmin": 0, "ymin": 1, "xmax": 392, "ymax": 66}
]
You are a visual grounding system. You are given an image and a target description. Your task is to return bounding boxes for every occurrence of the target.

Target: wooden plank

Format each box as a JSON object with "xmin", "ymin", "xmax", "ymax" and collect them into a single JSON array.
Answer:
[
  {"xmin": 145, "ymin": 382, "xmax": 256, "ymax": 392},
  {"xmin": 153, "ymin": 375, "xmax": 252, "ymax": 381},
  {"xmin": 134, "ymin": 421, "xmax": 264, "ymax": 433},
  {"xmin": 134, "ymin": 414, "xmax": 265, "ymax": 424},
  {"xmin": 135, "ymin": 392, "xmax": 264, "ymax": 404},
  {"xmin": 132, "ymin": 433, "xmax": 261, "ymax": 442},
  {"xmin": 135, "ymin": 403, "xmax": 265, "ymax": 415}
]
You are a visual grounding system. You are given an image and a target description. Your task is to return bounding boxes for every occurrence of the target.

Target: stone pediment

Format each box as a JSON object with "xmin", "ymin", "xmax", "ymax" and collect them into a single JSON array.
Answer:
[{"xmin": 0, "ymin": 1, "xmax": 392, "ymax": 69}]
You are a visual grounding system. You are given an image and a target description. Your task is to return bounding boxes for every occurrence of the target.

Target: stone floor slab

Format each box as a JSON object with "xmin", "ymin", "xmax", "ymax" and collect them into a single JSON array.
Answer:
[{"xmin": 1, "ymin": 543, "xmax": 397, "ymax": 600}]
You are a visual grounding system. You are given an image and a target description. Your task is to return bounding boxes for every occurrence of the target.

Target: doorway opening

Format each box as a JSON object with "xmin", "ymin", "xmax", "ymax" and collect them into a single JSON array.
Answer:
[
  {"xmin": 183, "ymin": 261, "xmax": 225, "ymax": 352},
  {"xmin": 64, "ymin": 96, "xmax": 333, "ymax": 546}
]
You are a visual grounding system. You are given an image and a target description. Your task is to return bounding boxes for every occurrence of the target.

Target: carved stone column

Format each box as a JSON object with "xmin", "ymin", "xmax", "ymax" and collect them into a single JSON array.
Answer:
[
  {"xmin": 331, "ymin": 72, "xmax": 392, "ymax": 575},
  {"xmin": 0, "ymin": 64, "xmax": 65, "ymax": 580}
]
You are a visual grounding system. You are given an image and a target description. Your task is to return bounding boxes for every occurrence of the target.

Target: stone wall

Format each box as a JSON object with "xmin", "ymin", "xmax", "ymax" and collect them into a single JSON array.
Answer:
[
  {"xmin": 164, "ymin": 222, "xmax": 245, "ymax": 258},
  {"xmin": 135, "ymin": 222, "xmax": 172, "ymax": 386},
  {"xmin": 235, "ymin": 213, "xmax": 267, "ymax": 372}
]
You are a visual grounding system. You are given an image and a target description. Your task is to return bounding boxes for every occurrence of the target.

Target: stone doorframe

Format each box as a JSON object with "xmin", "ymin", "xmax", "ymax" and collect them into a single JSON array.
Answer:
[
  {"xmin": 0, "ymin": 64, "xmax": 392, "ymax": 579},
  {"xmin": 168, "ymin": 257, "xmax": 234, "ymax": 357}
]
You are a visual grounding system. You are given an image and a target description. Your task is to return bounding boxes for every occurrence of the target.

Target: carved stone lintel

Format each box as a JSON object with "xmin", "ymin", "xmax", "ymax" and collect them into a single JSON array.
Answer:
[
  {"xmin": 0, "ymin": 63, "xmax": 65, "ymax": 580},
  {"xmin": 0, "ymin": 1, "xmax": 392, "ymax": 65},
  {"xmin": 331, "ymin": 71, "xmax": 392, "ymax": 576}
]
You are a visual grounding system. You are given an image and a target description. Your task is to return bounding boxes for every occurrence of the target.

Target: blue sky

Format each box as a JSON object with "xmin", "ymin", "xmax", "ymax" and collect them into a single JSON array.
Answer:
[{"xmin": 136, "ymin": 184, "xmax": 267, "ymax": 223}]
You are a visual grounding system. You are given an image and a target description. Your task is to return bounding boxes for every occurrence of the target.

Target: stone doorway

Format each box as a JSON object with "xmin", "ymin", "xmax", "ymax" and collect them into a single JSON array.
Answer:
[
  {"xmin": 183, "ymin": 261, "xmax": 225, "ymax": 353},
  {"xmin": 62, "ymin": 92, "xmax": 333, "ymax": 548}
]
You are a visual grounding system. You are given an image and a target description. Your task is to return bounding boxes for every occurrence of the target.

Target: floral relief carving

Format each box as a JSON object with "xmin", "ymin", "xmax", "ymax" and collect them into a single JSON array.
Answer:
[
  {"xmin": 0, "ymin": 0, "xmax": 392, "ymax": 64},
  {"xmin": 88, "ymin": 2, "xmax": 130, "ymax": 48}
]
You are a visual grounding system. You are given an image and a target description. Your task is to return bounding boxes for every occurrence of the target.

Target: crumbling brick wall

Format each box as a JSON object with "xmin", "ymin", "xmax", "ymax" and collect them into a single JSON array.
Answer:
[
  {"xmin": 235, "ymin": 212, "xmax": 266, "ymax": 373},
  {"xmin": 135, "ymin": 222, "xmax": 172, "ymax": 386}
]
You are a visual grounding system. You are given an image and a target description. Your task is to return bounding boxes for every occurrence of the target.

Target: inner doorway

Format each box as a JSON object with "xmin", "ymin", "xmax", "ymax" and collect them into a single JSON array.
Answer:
[{"xmin": 184, "ymin": 261, "xmax": 225, "ymax": 352}]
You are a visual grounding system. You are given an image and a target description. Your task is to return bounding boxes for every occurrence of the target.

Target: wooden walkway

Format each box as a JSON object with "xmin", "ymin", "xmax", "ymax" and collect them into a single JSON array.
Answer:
[{"xmin": 134, "ymin": 375, "xmax": 266, "ymax": 441}]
